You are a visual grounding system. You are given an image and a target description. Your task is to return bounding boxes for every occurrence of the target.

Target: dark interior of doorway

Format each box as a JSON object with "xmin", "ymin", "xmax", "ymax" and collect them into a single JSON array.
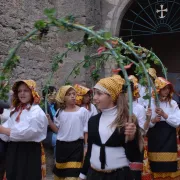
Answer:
[{"xmin": 122, "ymin": 32, "xmax": 180, "ymax": 75}]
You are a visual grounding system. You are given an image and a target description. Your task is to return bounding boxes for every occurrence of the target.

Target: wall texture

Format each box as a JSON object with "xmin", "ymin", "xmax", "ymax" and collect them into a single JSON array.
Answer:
[{"xmin": 0, "ymin": 0, "xmax": 131, "ymax": 90}]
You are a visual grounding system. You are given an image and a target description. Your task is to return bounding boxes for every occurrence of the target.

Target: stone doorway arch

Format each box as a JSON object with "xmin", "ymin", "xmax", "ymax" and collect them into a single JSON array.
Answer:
[{"xmin": 117, "ymin": 0, "xmax": 180, "ymax": 104}]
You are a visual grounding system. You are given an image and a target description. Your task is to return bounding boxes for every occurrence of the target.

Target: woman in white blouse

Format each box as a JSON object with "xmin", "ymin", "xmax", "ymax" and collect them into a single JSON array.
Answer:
[
  {"xmin": 47, "ymin": 85, "xmax": 89, "ymax": 180},
  {"xmin": 0, "ymin": 80, "xmax": 48, "ymax": 180},
  {"xmin": 148, "ymin": 77, "xmax": 180, "ymax": 180}
]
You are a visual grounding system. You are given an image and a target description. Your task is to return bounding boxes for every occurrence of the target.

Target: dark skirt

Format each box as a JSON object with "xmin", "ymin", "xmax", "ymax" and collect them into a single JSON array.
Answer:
[
  {"xmin": 147, "ymin": 121, "xmax": 177, "ymax": 172},
  {"xmin": 53, "ymin": 139, "xmax": 83, "ymax": 178},
  {"xmin": 0, "ymin": 140, "xmax": 7, "ymax": 180},
  {"xmin": 6, "ymin": 141, "xmax": 42, "ymax": 180},
  {"xmin": 87, "ymin": 167, "xmax": 134, "ymax": 180}
]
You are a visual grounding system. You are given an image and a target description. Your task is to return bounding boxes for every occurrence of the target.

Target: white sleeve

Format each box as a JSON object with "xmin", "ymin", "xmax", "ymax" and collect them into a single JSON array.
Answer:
[
  {"xmin": 83, "ymin": 109, "xmax": 89, "ymax": 133},
  {"xmin": 54, "ymin": 109, "xmax": 61, "ymax": 128},
  {"xmin": 79, "ymin": 173, "xmax": 87, "ymax": 179},
  {"xmin": 1, "ymin": 109, "xmax": 10, "ymax": 124},
  {"xmin": 166, "ymin": 101, "xmax": 180, "ymax": 128},
  {"xmin": 149, "ymin": 100, "xmax": 157, "ymax": 128},
  {"xmin": 137, "ymin": 106, "xmax": 146, "ymax": 130},
  {"xmin": 10, "ymin": 110, "xmax": 48, "ymax": 142},
  {"xmin": 0, "ymin": 120, "xmax": 10, "ymax": 142}
]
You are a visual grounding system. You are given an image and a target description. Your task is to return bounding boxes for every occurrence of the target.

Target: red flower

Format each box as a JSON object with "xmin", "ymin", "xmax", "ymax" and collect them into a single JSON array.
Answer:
[
  {"xmin": 97, "ymin": 46, "xmax": 106, "ymax": 55},
  {"xmin": 112, "ymin": 63, "xmax": 134, "ymax": 73}
]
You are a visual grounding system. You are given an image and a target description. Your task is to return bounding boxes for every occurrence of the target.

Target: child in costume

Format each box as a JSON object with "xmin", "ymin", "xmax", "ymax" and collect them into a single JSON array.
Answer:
[
  {"xmin": 148, "ymin": 77, "xmax": 180, "ymax": 180},
  {"xmin": 47, "ymin": 85, "xmax": 89, "ymax": 180},
  {"xmin": 0, "ymin": 80, "xmax": 48, "ymax": 180},
  {"xmin": 79, "ymin": 75, "xmax": 142, "ymax": 180},
  {"xmin": 74, "ymin": 84, "xmax": 98, "ymax": 117}
]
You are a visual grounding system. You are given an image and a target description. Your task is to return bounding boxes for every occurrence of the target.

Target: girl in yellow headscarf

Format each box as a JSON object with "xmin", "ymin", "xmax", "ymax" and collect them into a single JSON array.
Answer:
[
  {"xmin": 47, "ymin": 85, "xmax": 90, "ymax": 180},
  {"xmin": 148, "ymin": 77, "xmax": 180, "ymax": 180},
  {"xmin": 79, "ymin": 75, "xmax": 142, "ymax": 180},
  {"xmin": 74, "ymin": 84, "xmax": 98, "ymax": 117},
  {"xmin": 0, "ymin": 80, "xmax": 48, "ymax": 180}
]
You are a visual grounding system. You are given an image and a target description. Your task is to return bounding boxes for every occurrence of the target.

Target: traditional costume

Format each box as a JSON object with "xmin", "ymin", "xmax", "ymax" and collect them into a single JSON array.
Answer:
[
  {"xmin": 0, "ymin": 80, "xmax": 48, "ymax": 180},
  {"xmin": 80, "ymin": 75, "xmax": 141, "ymax": 180},
  {"xmin": 74, "ymin": 84, "xmax": 98, "ymax": 117},
  {"xmin": 53, "ymin": 85, "xmax": 89, "ymax": 180},
  {"xmin": 148, "ymin": 77, "xmax": 180, "ymax": 180}
]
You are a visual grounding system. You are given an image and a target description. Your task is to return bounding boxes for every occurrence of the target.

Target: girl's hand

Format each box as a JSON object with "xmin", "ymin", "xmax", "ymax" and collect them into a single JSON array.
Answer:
[
  {"xmin": 146, "ymin": 108, "xmax": 152, "ymax": 118},
  {"xmin": 125, "ymin": 123, "xmax": 136, "ymax": 141},
  {"xmin": 155, "ymin": 108, "xmax": 164, "ymax": 116},
  {"xmin": 155, "ymin": 108, "xmax": 168, "ymax": 119},
  {"xmin": 151, "ymin": 115, "xmax": 161, "ymax": 124},
  {"xmin": 46, "ymin": 114, "xmax": 52, "ymax": 125}
]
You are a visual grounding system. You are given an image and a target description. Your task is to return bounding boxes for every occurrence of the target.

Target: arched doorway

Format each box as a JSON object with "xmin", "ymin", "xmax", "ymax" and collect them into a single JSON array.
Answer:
[{"xmin": 120, "ymin": 0, "xmax": 180, "ymax": 104}]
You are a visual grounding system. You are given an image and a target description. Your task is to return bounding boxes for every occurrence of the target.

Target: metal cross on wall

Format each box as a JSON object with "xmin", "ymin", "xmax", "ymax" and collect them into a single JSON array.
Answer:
[{"xmin": 156, "ymin": 4, "xmax": 168, "ymax": 19}]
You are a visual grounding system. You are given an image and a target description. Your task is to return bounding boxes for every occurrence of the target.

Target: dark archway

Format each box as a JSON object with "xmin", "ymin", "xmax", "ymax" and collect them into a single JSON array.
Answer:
[{"xmin": 120, "ymin": 0, "xmax": 180, "ymax": 104}]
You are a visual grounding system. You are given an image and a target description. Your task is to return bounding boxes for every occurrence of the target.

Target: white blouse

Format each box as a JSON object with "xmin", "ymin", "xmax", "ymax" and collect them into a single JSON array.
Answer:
[
  {"xmin": 0, "ymin": 104, "xmax": 48, "ymax": 142},
  {"xmin": 138, "ymin": 84, "xmax": 152, "ymax": 109},
  {"xmin": 90, "ymin": 106, "xmax": 129, "ymax": 170},
  {"xmin": 133, "ymin": 101, "xmax": 146, "ymax": 130},
  {"xmin": 0, "ymin": 109, "xmax": 11, "ymax": 124},
  {"xmin": 55, "ymin": 107, "xmax": 89, "ymax": 142},
  {"xmin": 150, "ymin": 99, "xmax": 180, "ymax": 128}
]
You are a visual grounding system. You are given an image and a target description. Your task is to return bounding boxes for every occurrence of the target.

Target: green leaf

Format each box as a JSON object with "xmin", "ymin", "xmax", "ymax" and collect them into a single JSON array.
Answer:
[
  {"xmin": 83, "ymin": 61, "xmax": 91, "ymax": 68},
  {"xmin": 0, "ymin": 76, "xmax": 5, "ymax": 81},
  {"xmin": 84, "ymin": 55, "xmax": 90, "ymax": 61},
  {"xmin": 65, "ymin": 81, "xmax": 72, "ymax": 85},
  {"xmin": 34, "ymin": 20, "xmax": 47, "ymax": 30},
  {"xmin": 74, "ymin": 67, "xmax": 80, "ymax": 76},
  {"xmin": 143, "ymin": 94, "xmax": 151, "ymax": 100},
  {"xmin": 103, "ymin": 32, "xmax": 112, "ymax": 39},
  {"xmin": 44, "ymin": 8, "xmax": 56, "ymax": 17}
]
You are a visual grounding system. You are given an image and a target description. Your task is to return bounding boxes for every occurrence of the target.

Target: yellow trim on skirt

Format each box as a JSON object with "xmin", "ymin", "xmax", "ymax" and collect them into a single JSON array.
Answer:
[
  {"xmin": 148, "ymin": 152, "xmax": 177, "ymax": 162},
  {"xmin": 152, "ymin": 171, "xmax": 180, "ymax": 179},
  {"xmin": 56, "ymin": 162, "xmax": 82, "ymax": 169}
]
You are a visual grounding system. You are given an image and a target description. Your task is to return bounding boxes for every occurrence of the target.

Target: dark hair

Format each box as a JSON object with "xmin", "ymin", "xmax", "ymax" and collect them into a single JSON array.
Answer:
[
  {"xmin": 42, "ymin": 86, "xmax": 56, "ymax": 98},
  {"xmin": 122, "ymin": 81, "xmax": 134, "ymax": 94}
]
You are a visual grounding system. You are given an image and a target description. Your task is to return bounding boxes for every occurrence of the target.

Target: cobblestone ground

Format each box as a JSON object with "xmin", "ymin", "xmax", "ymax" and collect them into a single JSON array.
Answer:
[{"xmin": 45, "ymin": 147, "xmax": 54, "ymax": 180}]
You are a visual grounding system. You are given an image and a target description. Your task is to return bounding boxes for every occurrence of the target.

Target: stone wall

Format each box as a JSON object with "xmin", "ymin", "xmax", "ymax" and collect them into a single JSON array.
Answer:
[
  {"xmin": 0, "ymin": 0, "xmax": 86, "ymax": 91},
  {"xmin": 0, "ymin": 0, "xmax": 132, "ymax": 90}
]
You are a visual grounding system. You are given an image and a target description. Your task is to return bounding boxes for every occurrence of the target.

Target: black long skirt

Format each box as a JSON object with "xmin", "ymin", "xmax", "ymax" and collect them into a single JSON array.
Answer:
[
  {"xmin": 6, "ymin": 141, "xmax": 42, "ymax": 180},
  {"xmin": 0, "ymin": 140, "xmax": 7, "ymax": 180},
  {"xmin": 87, "ymin": 167, "xmax": 134, "ymax": 180},
  {"xmin": 53, "ymin": 139, "xmax": 83, "ymax": 178}
]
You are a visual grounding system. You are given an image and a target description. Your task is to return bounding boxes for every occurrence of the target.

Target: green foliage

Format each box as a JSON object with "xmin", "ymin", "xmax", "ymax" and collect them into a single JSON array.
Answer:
[
  {"xmin": 0, "ymin": 8, "xmax": 167, "ymax": 111},
  {"xmin": 34, "ymin": 20, "xmax": 47, "ymax": 30}
]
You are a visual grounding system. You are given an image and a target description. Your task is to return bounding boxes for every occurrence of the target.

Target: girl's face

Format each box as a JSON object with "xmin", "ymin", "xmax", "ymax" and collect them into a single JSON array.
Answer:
[
  {"xmin": 18, "ymin": 83, "xmax": 33, "ymax": 104},
  {"xmin": 64, "ymin": 88, "xmax": 76, "ymax": 105},
  {"xmin": 48, "ymin": 91, "xmax": 56, "ymax": 103},
  {"xmin": 159, "ymin": 85, "xmax": 171, "ymax": 98},
  {"xmin": 82, "ymin": 93, "xmax": 91, "ymax": 104},
  {"xmin": 93, "ymin": 89, "xmax": 114, "ymax": 110}
]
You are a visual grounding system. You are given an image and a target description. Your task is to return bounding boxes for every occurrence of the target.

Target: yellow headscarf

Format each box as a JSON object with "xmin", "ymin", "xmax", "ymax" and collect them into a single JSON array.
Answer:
[
  {"xmin": 12, "ymin": 80, "xmax": 40, "ymax": 106},
  {"xmin": 74, "ymin": 84, "xmax": 91, "ymax": 106},
  {"xmin": 152, "ymin": 77, "xmax": 174, "ymax": 98},
  {"xmin": 94, "ymin": 75, "xmax": 125, "ymax": 102},
  {"xmin": 55, "ymin": 85, "xmax": 75, "ymax": 103},
  {"xmin": 148, "ymin": 68, "xmax": 157, "ymax": 79},
  {"xmin": 128, "ymin": 75, "xmax": 140, "ymax": 99}
]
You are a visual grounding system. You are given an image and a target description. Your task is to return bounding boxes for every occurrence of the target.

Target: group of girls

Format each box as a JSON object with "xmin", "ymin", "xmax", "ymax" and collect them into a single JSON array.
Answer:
[{"xmin": 0, "ymin": 67, "xmax": 179, "ymax": 180}]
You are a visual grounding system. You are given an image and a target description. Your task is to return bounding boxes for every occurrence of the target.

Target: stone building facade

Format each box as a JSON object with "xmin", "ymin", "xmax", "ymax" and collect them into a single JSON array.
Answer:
[
  {"xmin": 0, "ymin": 0, "xmax": 131, "ymax": 91},
  {"xmin": 1, "ymin": 0, "xmax": 180, "ymax": 91}
]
